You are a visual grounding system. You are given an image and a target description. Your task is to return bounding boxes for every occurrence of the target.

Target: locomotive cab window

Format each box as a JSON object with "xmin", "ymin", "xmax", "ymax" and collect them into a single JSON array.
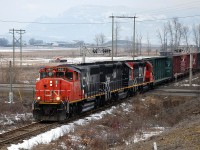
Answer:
[
  {"xmin": 66, "ymin": 71, "xmax": 73, "ymax": 81},
  {"xmin": 40, "ymin": 72, "xmax": 47, "ymax": 79},
  {"xmin": 48, "ymin": 72, "xmax": 54, "ymax": 77},
  {"xmin": 56, "ymin": 72, "xmax": 65, "ymax": 78}
]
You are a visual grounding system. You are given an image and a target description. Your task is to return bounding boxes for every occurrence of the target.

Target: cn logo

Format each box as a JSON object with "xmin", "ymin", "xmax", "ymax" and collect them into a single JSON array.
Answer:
[{"xmin": 45, "ymin": 90, "xmax": 60, "ymax": 96}]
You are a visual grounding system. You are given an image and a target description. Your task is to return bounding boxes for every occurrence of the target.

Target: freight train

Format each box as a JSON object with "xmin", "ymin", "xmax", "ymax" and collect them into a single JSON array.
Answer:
[{"xmin": 33, "ymin": 52, "xmax": 200, "ymax": 121}]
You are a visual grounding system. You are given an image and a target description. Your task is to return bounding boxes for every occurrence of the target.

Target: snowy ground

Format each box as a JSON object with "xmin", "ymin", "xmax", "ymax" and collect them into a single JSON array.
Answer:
[
  {"xmin": 8, "ymin": 100, "xmax": 165, "ymax": 150},
  {"xmin": 0, "ymin": 113, "xmax": 32, "ymax": 134},
  {"xmin": 1, "ymin": 56, "xmax": 154, "ymax": 66},
  {"xmin": 7, "ymin": 106, "xmax": 116, "ymax": 150},
  {"xmin": 174, "ymin": 76, "xmax": 200, "ymax": 87}
]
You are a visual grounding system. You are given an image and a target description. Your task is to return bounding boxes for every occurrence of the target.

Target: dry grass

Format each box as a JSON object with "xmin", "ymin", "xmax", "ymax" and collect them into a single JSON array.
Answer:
[{"xmin": 31, "ymin": 94, "xmax": 200, "ymax": 150}]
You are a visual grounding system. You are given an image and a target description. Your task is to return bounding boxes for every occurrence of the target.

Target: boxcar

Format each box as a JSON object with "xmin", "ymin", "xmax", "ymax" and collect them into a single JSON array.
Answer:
[
  {"xmin": 193, "ymin": 53, "xmax": 198, "ymax": 70},
  {"xmin": 172, "ymin": 54, "xmax": 190, "ymax": 78},
  {"xmin": 197, "ymin": 52, "xmax": 200, "ymax": 69}
]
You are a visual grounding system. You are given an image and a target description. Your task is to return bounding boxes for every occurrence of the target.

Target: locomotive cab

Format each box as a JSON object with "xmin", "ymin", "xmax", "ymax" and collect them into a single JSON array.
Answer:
[{"xmin": 33, "ymin": 66, "xmax": 82, "ymax": 121}]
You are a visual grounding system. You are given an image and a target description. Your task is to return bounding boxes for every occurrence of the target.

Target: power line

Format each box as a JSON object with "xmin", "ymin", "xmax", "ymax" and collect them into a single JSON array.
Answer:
[
  {"xmin": 137, "ymin": 0, "xmax": 200, "ymax": 15},
  {"xmin": 0, "ymin": 20, "xmax": 107, "ymax": 25},
  {"xmin": 9, "ymin": 29, "xmax": 26, "ymax": 67},
  {"xmin": 137, "ymin": 14, "xmax": 200, "ymax": 22},
  {"xmin": 0, "ymin": 14, "xmax": 200, "ymax": 26}
]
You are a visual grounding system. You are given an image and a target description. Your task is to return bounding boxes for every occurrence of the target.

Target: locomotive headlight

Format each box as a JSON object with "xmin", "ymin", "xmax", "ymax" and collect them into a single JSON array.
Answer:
[
  {"xmin": 37, "ymin": 96, "xmax": 41, "ymax": 100},
  {"xmin": 56, "ymin": 96, "xmax": 60, "ymax": 101}
]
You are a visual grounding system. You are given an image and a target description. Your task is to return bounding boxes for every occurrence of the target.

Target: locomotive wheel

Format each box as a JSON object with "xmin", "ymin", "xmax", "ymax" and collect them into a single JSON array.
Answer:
[
  {"xmin": 94, "ymin": 97, "xmax": 100, "ymax": 109},
  {"xmin": 112, "ymin": 92, "xmax": 119, "ymax": 102},
  {"xmin": 77, "ymin": 102, "xmax": 83, "ymax": 114}
]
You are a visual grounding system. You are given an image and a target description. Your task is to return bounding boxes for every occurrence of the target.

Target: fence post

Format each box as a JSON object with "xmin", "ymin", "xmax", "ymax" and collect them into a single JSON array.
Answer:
[{"xmin": 153, "ymin": 142, "xmax": 157, "ymax": 150}]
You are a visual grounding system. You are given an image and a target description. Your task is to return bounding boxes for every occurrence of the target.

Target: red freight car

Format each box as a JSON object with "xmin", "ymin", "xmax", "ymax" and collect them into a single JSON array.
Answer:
[
  {"xmin": 192, "ymin": 53, "xmax": 198, "ymax": 70},
  {"xmin": 173, "ymin": 54, "xmax": 190, "ymax": 77}
]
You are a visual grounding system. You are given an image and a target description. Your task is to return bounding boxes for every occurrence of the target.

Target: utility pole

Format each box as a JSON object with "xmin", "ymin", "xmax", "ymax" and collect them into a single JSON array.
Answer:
[
  {"xmin": 189, "ymin": 46, "xmax": 193, "ymax": 86},
  {"xmin": 109, "ymin": 15, "xmax": 114, "ymax": 61},
  {"xmin": 9, "ymin": 29, "xmax": 15, "ymax": 67},
  {"xmin": 133, "ymin": 16, "xmax": 137, "ymax": 60},
  {"xmin": 110, "ymin": 15, "xmax": 137, "ymax": 60},
  {"xmin": 9, "ymin": 29, "xmax": 25, "ymax": 67},
  {"xmin": 18, "ymin": 30, "xmax": 26, "ymax": 67},
  {"xmin": 9, "ymin": 61, "xmax": 13, "ymax": 103}
]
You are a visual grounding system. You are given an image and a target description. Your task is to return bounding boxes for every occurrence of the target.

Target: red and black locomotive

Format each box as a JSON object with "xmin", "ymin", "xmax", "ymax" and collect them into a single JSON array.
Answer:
[{"xmin": 33, "ymin": 60, "xmax": 154, "ymax": 121}]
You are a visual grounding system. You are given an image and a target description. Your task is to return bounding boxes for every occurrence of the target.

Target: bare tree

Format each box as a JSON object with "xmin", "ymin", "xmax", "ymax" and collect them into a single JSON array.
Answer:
[
  {"xmin": 147, "ymin": 33, "xmax": 151, "ymax": 55},
  {"xmin": 158, "ymin": 18, "xmax": 184, "ymax": 53},
  {"xmin": 138, "ymin": 34, "xmax": 143, "ymax": 55},
  {"xmin": 157, "ymin": 24, "xmax": 168, "ymax": 52},
  {"xmin": 167, "ymin": 18, "xmax": 183, "ymax": 51},
  {"xmin": 135, "ymin": 33, "xmax": 143, "ymax": 55},
  {"xmin": 99, "ymin": 33, "xmax": 106, "ymax": 45},
  {"xmin": 182, "ymin": 25, "xmax": 190, "ymax": 52},
  {"xmin": 94, "ymin": 35, "xmax": 100, "ymax": 46},
  {"xmin": 94, "ymin": 33, "xmax": 106, "ymax": 46},
  {"xmin": 192, "ymin": 24, "xmax": 200, "ymax": 50},
  {"xmin": 136, "ymin": 34, "xmax": 139, "ymax": 55}
]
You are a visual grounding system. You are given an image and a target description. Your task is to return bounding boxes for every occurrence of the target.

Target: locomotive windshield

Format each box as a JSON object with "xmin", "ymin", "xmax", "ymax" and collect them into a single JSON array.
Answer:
[
  {"xmin": 66, "ymin": 72, "xmax": 73, "ymax": 80},
  {"xmin": 40, "ymin": 71, "xmax": 55, "ymax": 79},
  {"xmin": 40, "ymin": 72, "xmax": 47, "ymax": 79},
  {"xmin": 56, "ymin": 72, "xmax": 65, "ymax": 77},
  {"xmin": 39, "ymin": 67, "xmax": 74, "ymax": 81}
]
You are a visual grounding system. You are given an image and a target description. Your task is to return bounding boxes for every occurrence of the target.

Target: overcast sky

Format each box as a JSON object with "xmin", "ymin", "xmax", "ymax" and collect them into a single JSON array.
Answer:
[
  {"xmin": 0, "ymin": 0, "xmax": 197, "ymax": 20},
  {"xmin": 0, "ymin": 0, "xmax": 199, "ymax": 42}
]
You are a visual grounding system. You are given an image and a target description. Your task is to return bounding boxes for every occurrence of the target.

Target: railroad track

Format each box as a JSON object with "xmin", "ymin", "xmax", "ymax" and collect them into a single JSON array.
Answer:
[
  {"xmin": 0, "ymin": 121, "xmax": 58, "ymax": 149},
  {"xmin": 0, "ymin": 96, "xmax": 132, "ymax": 149},
  {"xmin": 149, "ymin": 88, "xmax": 200, "ymax": 97}
]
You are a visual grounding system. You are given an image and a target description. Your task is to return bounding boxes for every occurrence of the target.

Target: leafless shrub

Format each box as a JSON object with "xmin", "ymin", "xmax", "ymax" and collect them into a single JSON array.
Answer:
[{"xmin": 0, "ymin": 101, "xmax": 31, "ymax": 114}]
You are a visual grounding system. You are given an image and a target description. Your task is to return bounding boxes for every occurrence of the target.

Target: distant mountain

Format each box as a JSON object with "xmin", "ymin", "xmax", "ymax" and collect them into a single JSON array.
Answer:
[
  {"xmin": 25, "ymin": 5, "xmax": 158, "ymax": 43},
  {"xmin": 24, "ymin": 5, "xmax": 200, "ymax": 45},
  {"xmin": 25, "ymin": 6, "xmax": 131, "ymax": 42}
]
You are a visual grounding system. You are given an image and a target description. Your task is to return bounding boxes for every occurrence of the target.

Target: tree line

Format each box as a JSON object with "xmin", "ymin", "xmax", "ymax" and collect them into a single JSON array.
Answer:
[
  {"xmin": 157, "ymin": 18, "xmax": 200, "ymax": 52},
  {"xmin": 94, "ymin": 18, "xmax": 200, "ymax": 56},
  {"xmin": 0, "ymin": 38, "xmax": 44, "ymax": 46}
]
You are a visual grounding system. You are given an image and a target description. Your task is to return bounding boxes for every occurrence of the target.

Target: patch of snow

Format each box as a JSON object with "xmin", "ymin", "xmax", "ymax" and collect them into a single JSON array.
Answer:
[
  {"xmin": 0, "ymin": 131, "xmax": 5, "ymax": 134},
  {"xmin": 7, "ymin": 106, "xmax": 117, "ymax": 150},
  {"xmin": 124, "ymin": 127, "xmax": 165, "ymax": 145},
  {"xmin": 153, "ymin": 126, "xmax": 165, "ymax": 130},
  {"xmin": 174, "ymin": 83, "xmax": 200, "ymax": 87},
  {"xmin": 121, "ymin": 103, "xmax": 132, "ymax": 112},
  {"xmin": 133, "ymin": 127, "xmax": 165, "ymax": 143},
  {"xmin": 22, "ymin": 81, "xmax": 30, "ymax": 84},
  {"xmin": 8, "ymin": 123, "xmax": 75, "ymax": 150},
  {"xmin": 0, "ymin": 113, "xmax": 32, "ymax": 126},
  {"xmin": 174, "ymin": 77, "xmax": 199, "ymax": 87},
  {"xmin": 60, "ymin": 142, "xmax": 67, "ymax": 149}
]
